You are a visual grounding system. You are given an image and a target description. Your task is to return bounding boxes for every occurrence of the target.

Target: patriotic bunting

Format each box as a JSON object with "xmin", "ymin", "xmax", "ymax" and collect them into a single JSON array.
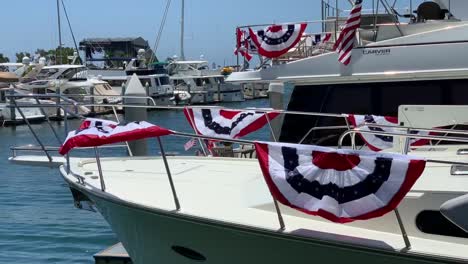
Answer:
[
  {"xmin": 59, "ymin": 118, "xmax": 173, "ymax": 155},
  {"xmin": 348, "ymin": 114, "xmax": 429, "ymax": 152},
  {"xmin": 333, "ymin": 0, "xmax": 362, "ymax": 65},
  {"xmin": 184, "ymin": 108, "xmax": 279, "ymax": 139},
  {"xmin": 249, "ymin": 23, "xmax": 307, "ymax": 58},
  {"xmin": 314, "ymin": 33, "xmax": 332, "ymax": 46},
  {"xmin": 255, "ymin": 142, "xmax": 426, "ymax": 223}
]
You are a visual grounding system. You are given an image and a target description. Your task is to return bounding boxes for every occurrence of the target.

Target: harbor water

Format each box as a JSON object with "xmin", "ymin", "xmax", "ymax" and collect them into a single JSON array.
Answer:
[{"xmin": 0, "ymin": 98, "xmax": 274, "ymax": 263}]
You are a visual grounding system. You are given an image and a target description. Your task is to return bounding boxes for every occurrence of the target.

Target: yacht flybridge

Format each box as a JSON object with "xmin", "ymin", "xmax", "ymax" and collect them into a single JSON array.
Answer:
[
  {"xmin": 229, "ymin": 0, "xmax": 468, "ymax": 84},
  {"xmin": 228, "ymin": 0, "xmax": 468, "ymax": 145}
]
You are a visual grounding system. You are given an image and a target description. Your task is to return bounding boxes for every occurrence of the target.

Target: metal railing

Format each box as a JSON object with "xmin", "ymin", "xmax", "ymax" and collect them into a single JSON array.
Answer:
[
  {"xmin": 79, "ymin": 125, "xmax": 468, "ymax": 248},
  {"xmin": 234, "ymin": 0, "xmax": 409, "ymax": 66},
  {"xmin": 8, "ymin": 96, "xmax": 468, "ymax": 246}
]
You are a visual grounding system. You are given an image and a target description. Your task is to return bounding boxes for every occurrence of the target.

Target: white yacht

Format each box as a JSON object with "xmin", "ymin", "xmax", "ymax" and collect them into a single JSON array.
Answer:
[
  {"xmin": 9, "ymin": 103, "xmax": 468, "ymax": 264},
  {"xmin": 0, "ymin": 88, "xmax": 47, "ymax": 125},
  {"xmin": 0, "ymin": 73, "xmax": 60, "ymax": 125},
  {"xmin": 168, "ymin": 61, "xmax": 244, "ymax": 104},
  {"xmin": 123, "ymin": 58, "xmax": 175, "ymax": 106},
  {"xmin": 228, "ymin": 0, "xmax": 468, "ymax": 144},
  {"xmin": 88, "ymin": 55, "xmax": 176, "ymax": 107},
  {"xmin": 8, "ymin": 1, "xmax": 468, "ymax": 263},
  {"xmin": 17, "ymin": 65, "xmax": 121, "ymax": 115}
]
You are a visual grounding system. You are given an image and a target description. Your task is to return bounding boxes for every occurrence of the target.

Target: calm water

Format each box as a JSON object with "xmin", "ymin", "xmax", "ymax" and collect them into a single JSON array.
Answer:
[{"xmin": 0, "ymin": 98, "xmax": 274, "ymax": 263}]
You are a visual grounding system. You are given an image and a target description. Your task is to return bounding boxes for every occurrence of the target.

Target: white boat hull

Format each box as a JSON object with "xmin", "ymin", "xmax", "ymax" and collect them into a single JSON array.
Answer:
[
  {"xmin": 213, "ymin": 84, "xmax": 244, "ymax": 102},
  {"xmin": 189, "ymin": 91, "xmax": 214, "ymax": 104},
  {"xmin": 76, "ymin": 185, "xmax": 462, "ymax": 264}
]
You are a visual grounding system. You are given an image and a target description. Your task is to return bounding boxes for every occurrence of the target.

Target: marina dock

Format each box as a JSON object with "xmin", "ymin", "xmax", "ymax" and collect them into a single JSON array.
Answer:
[{"xmin": 94, "ymin": 243, "xmax": 132, "ymax": 264}]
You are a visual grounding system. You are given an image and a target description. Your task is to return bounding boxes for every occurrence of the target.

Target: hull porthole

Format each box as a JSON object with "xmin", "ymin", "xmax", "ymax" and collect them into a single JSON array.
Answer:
[{"xmin": 171, "ymin": 245, "xmax": 206, "ymax": 262}]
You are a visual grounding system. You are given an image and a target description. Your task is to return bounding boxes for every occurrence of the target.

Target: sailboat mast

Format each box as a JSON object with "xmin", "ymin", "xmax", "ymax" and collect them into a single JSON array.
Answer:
[
  {"xmin": 56, "ymin": 0, "xmax": 62, "ymax": 64},
  {"xmin": 180, "ymin": 0, "xmax": 185, "ymax": 60}
]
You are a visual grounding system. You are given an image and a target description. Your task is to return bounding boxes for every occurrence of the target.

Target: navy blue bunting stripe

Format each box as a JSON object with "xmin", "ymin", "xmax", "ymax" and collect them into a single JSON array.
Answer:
[{"xmin": 282, "ymin": 146, "xmax": 393, "ymax": 204}]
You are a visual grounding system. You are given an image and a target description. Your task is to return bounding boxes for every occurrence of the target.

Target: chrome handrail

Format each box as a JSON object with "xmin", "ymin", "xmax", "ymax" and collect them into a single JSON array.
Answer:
[
  {"xmin": 10, "ymin": 94, "xmax": 468, "ymax": 244},
  {"xmin": 338, "ymin": 128, "xmax": 468, "ymax": 150}
]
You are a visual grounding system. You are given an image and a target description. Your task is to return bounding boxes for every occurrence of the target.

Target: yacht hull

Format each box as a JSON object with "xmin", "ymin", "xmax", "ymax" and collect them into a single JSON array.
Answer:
[
  {"xmin": 152, "ymin": 94, "xmax": 174, "ymax": 106},
  {"xmin": 74, "ymin": 185, "xmax": 463, "ymax": 264},
  {"xmin": 213, "ymin": 90, "xmax": 244, "ymax": 102},
  {"xmin": 189, "ymin": 91, "xmax": 214, "ymax": 104}
]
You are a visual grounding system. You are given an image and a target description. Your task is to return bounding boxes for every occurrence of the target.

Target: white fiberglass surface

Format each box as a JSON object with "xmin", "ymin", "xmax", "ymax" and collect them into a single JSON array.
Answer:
[{"xmin": 64, "ymin": 156, "xmax": 468, "ymax": 260}]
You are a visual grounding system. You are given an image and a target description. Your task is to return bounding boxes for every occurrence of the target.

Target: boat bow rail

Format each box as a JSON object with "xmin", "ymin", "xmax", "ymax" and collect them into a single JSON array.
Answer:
[
  {"xmin": 7, "ymin": 97, "xmax": 468, "ymax": 255},
  {"xmin": 59, "ymin": 124, "xmax": 468, "ymax": 252}
]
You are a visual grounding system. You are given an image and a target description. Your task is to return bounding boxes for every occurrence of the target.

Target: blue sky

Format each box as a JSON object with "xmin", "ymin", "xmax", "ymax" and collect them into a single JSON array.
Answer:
[{"xmin": 0, "ymin": 0, "xmax": 418, "ymax": 65}]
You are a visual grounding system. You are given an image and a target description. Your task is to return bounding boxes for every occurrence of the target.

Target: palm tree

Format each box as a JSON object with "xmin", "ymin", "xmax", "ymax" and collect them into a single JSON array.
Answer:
[{"xmin": 0, "ymin": 53, "xmax": 9, "ymax": 63}]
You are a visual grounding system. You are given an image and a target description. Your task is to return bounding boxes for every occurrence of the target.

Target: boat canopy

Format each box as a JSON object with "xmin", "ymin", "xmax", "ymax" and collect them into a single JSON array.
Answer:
[{"xmin": 0, "ymin": 72, "xmax": 19, "ymax": 83}]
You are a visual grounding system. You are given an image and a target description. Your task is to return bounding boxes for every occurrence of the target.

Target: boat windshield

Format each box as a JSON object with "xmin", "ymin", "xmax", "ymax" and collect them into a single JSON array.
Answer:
[
  {"xmin": 37, "ymin": 68, "xmax": 59, "ymax": 79},
  {"xmin": 59, "ymin": 67, "xmax": 87, "ymax": 80},
  {"xmin": 159, "ymin": 76, "xmax": 170, "ymax": 85}
]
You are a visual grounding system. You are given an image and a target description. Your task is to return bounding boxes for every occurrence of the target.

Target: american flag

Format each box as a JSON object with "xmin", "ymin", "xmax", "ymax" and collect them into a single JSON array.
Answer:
[
  {"xmin": 234, "ymin": 28, "xmax": 253, "ymax": 61},
  {"xmin": 333, "ymin": 0, "xmax": 362, "ymax": 65},
  {"xmin": 184, "ymin": 138, "xmax": 197, "ymax": 151}
]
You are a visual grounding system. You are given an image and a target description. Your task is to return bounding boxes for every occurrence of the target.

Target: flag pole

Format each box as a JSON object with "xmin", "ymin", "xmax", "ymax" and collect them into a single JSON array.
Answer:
[
  {"xmin": 185, "ymin": 109, "xmax": 209, "ymax": 156},
  {"xmin": 265, "ymin": 112, "xmax": 286, "ymax": 231}
]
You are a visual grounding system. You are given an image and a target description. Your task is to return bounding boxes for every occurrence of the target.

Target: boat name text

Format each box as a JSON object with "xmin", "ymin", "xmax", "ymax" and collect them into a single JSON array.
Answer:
[{"xmin": 362, "ymin": 49, "xmax": 391, "ymax": 56}]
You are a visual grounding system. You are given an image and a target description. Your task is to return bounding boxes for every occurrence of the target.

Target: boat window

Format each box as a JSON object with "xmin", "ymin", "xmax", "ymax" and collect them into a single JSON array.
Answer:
[
  {"xmin": 202, "ymin": 78, "xmax": 211, "ymax": 85},
  {"xmin": 153, "ymin": 78, "xmax": 161, "ymax": 86},
  {"xmin": 139, "ymin": 78, "xmax": 151, "ymax": 87},
  {"xmin": 281, "ymin": 79, "xmax": 468, "ymax": 145},
  {"xmin": 59, "ymin": 68, "xmax": 87, "ymax": 80},
  {"xmin": 59, "ymin": 68, "xmax": 76, "ymax": 79},
  {"xmin": 95, "ymin": 83, "xmax": 113, "ymax": 91},
  {"xmin": 194, "ymin": 78, "xmax": 203, "ymax": 86},
  {"xmin": 416, "ymin": 210, "xmax": 468, "ymax": 239},
  {"xmin": 63, "ymin": 87, "xmax": 87, "ymax": 95},
  {"xmin": 37, "ymin": 68, "xmax": 59, "ymax": 79},
  {"xmin": 197, "ymin": 64, "xmax": 209, "ymax": 70},
  {"xmin": 216, "ymin": 77, "xmax": 225, "ymax": 84},
  {"xmin": 173, "ymin": 79, "xmax": 186, "ymax": 86},
  {"xmin": 159, "ymin": 76, "xmax": 170, "ymax": 85},
  {"xmin": 107, "ymin": 79, "xmax": 125, "ymax": 87}
]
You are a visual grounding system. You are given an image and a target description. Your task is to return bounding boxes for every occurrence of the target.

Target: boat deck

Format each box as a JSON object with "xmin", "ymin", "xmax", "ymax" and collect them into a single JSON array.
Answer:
[{"xmin": 61, "ymin": 155, "xmax": 468, "ymax": 261}]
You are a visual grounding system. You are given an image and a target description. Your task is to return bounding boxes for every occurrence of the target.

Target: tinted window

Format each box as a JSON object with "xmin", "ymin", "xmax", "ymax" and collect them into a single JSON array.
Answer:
[
  {"xmin": 416, "ymin": 210, "xmax": 468, "ymax": 238},
  {"xmin": 159, "ymin": 77, "xmax": 170, "ymax": 85},
  {"xmin": 37, "ymin": 68, "xmax": 59, "ymax": 79},
  {"xmin": 281, "ymin": 79, "xmax": 468, "ymax": 145},
  {"xmin": 194, "ymin": 78, "xmax": 203, "ymax": 86}
]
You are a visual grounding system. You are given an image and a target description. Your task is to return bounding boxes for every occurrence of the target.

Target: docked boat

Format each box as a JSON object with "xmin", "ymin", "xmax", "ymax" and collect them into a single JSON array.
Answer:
[
  {"xmin": 9, "ymin": 102, "xmax": 468, "ymax": 263},
  {"xmin": 228, "ymin": 0, "xmax": 468, "ymax": 144},
  {"xmin": 8, "ymin": 0, "xmax": 468, "ymax": 263},
  {"xmin": 168, "ymin": 60, "xmax": 243, "ymax": 104},
  {"xmin": 164, "ymin": 0, "xmax": 244, "ymax": 104},
  {"xmin": 124, "ymin": 58, "xmax": 175, "ymax": 106},
  {"xmin": 0, "ymin": 89, "xmax": 48, "ymax": 125},
  {"xmin": 17, "ymin": 64, "xmax": 120, "ymax": 116},
  {"xmin": 0, "ymin": 72, "xmax": 63, "ymax": 125}
]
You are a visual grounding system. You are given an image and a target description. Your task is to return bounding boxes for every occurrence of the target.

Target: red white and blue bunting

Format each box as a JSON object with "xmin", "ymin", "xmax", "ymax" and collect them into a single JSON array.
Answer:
[
  {"xmin": 249, "ymin": 23, "xmax": 307, "ymax": 58},
  {"xmin": 59, "ymin": 118, "xmax": 173, "ymax": 155},
  {"xmin": 184, "ymin": 108, "xmax": 279, "ymax": 139},
  {"xmin": 255, "ymin": 142, "xmax": 426, "ymax": 223},
  {"xmin": 348, "ymin": 114, "xmax": 429, "ymax": 152}
]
